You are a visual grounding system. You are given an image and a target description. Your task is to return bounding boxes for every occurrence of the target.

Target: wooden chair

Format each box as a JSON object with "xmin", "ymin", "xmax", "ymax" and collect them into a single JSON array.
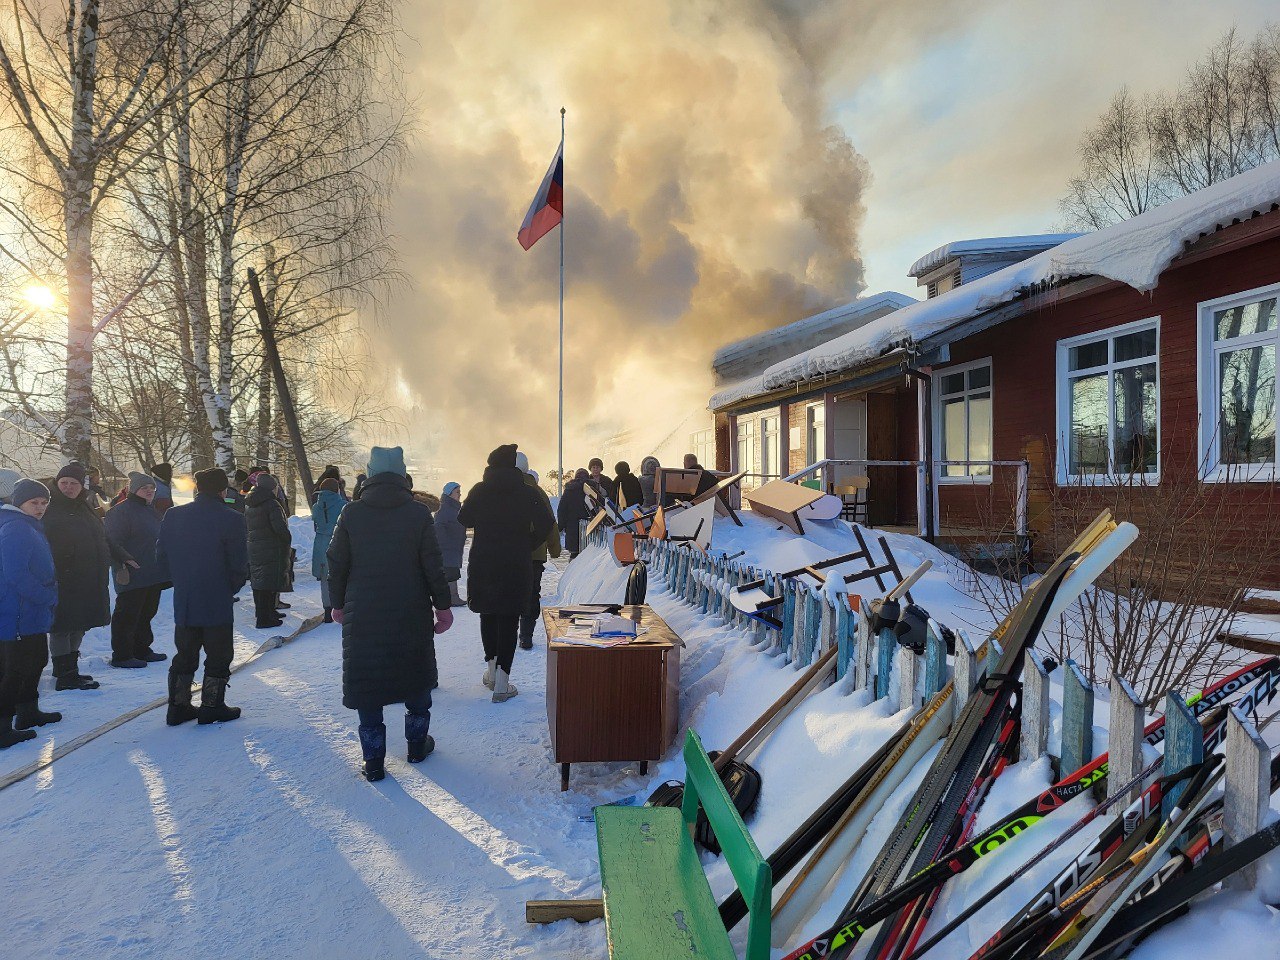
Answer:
[
  {"xmin": 594, "ymin": 730, "xmax": 771, "ymax": 960},
  {"xmin": 833, "ymin": 476, "xmax": 871, "ymax": 527}
]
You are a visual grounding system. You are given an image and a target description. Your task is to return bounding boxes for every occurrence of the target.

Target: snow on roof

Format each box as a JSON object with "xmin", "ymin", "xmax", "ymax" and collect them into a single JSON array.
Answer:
[
  {"xmin": 711, "ymin": 160, "xmax": 1280, "ymax": 411},
  {"xmin": 712, "ymin": 291, "xmax": 917, "ymax": 370},
  {"xmin": 907, "ymin": 234, "xmax": 1082, "ymax": 278}
]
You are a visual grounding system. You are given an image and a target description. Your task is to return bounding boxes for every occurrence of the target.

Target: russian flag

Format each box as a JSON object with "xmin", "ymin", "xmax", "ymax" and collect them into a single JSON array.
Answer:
[{"xmin": 517, "ymin": 140, "xmax": 563, "ymax": 251}]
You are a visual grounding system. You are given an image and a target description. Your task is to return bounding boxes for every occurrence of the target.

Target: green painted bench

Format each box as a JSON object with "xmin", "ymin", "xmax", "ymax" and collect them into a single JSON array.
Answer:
[{"xmin": 594, "ymin": 730, "xmax": 771, "ymax": 960}]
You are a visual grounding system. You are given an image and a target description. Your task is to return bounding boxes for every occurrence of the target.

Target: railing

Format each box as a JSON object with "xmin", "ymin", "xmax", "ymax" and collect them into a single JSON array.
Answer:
[{"xmin": 783, "ymin": 458, "xmax": 1030, "ymax": 540}]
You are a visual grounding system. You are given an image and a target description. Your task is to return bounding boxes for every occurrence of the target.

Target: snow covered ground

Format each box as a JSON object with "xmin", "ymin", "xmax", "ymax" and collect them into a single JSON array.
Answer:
[{"xmin": 4, "ymin": 512, "xmax": 1280, "ymax": 958}]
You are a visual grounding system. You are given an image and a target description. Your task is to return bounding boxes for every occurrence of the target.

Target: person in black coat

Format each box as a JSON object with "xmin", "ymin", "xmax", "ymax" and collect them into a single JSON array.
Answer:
[
  {"xmin": 156, "ymin": 468, "xmax": 249, "ymax": 725},
  {"xmin": 104, "ymin": 472, "xmax": 171, "ymax": 667},
  {"xmin": 245, "ymin": 474, "xmax": 292, "ymax": 629},
  {"xmin": 586, "ymin": 457, "xmax": 616, "ymax": 506},
  {"xmin": 43, "ymin": 462, "xmax": 134, "ymax": 689},
  {"xmin": 458, "ymin": 444, "xmax": 554, "ymax": 703},
  {"xmin": 613, "ymin": 461, "xmax": 643, "ymax": 510},
  {"xmin": 556, "ymin": 469, "xmax": 591, "ymax": 559},
  {"xmin": 326, "ymin": 446, "xmax": 454, "ymax": 781}
]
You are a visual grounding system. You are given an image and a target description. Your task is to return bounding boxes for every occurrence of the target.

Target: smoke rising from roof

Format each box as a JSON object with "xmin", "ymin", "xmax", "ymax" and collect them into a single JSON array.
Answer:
[{"xmin": 365, "ymin": 1, "xmax": 888, "ymax": 485}]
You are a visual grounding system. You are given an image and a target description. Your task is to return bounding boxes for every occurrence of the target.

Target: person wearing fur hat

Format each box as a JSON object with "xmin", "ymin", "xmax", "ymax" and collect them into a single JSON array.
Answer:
[
  {"xmin": 458, "ymin": 445, "xmax": 554, "ymax": 702},
  {"xmin": 245, "ymin": 473, "xmax": 292, "ymax": 629},
  {"xmin": 515, "ymin": 454, "xmax": 560, "ymax": 651},
  {"xmin": 310, "ymin": 477, "xmax": 346, "ymax": 622},
  {"xmin": 43, "ymin": 462, "xmax": 135, "ymax": 689},
  {"xmin": 104, "ymin": 472, "xmax": 171, "ymax": 666},
  {"xmin": 156, "ymin": 467, "xmax": 249, "ymax": 725},
  {"xmin": 0, "ymin": 479, "xmax": 61, "ymax": 746},
  {"xmin": 638, "ymin": 456, "xmax": 661, "ymax": 509},
  {"xmin": 434, "ymin": 481, "xmax": 467, "ymax": 607},
  {"xmin": 326, "ymin": 446, "xmax": 454, "ymax": 780},
  {"xmin": 148, "ymin": 463, "xmax": 175, "ymax": 517}
]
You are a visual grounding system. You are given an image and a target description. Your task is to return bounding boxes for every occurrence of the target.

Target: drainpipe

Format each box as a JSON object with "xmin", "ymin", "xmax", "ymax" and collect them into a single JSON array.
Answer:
[{"xmin": 903, "ymin": 365, "xmax": 936, "ymax": 544}]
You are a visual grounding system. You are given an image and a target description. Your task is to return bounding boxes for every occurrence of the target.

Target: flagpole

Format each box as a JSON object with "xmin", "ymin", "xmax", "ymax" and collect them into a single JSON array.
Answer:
[{"xmin": 557, "ymin": 106, "xmax": 565, "ymax": 498}]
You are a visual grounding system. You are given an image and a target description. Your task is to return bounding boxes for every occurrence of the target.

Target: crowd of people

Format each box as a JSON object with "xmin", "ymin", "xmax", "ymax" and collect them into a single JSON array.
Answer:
[{"xmin": 0, "ymin": 443, "xmax": 703, "ymax": 782}]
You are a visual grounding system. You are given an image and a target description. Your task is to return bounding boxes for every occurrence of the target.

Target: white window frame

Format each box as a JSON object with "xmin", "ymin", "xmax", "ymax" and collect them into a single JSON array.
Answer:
[
  {"xmin": 1055, "ymin": 316, "xmax": 1161, "ymax": 486},
  {"xmin": 805, "ymin": 402, "xmax": 825, "ymax": 464},
  {"xmin": 735, "ymin": 415, "xmax": 760, "ymax": 476},
  {"xmin": 759, "ymin": 413, "xmax": 780, "ymax": 480},
  {"xmin": 933, "ymin": 357, "xmax": 994, "ymax": 485},
  {"xmin": 1197, "ymin": 282, "xmax": 1280, "ymax": 483}
]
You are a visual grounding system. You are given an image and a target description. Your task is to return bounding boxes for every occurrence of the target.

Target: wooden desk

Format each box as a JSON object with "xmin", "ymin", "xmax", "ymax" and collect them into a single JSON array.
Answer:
[{"xmin": 544, "ymin": 605, "xmax": 681, "ymax": 791}]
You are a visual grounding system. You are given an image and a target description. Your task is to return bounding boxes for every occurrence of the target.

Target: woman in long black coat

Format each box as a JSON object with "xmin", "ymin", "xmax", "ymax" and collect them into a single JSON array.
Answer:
[
  {"xmin": 458, "ymin": 444, "xmax": 553, "ymax": 703},
  {"xmin": 556, "ymin": 469, "xmax": 591, "ymax": 558},
  {"xmin": 326, "ymin": 448, "xmax": 453, "ymax": 781},
  {"xmin": 245, "ymin": 474, "xmax": 292, "ymax": 629},
  {"xmin": 43, "ymin": 464, "xmax": 133, "ymax": 689}
]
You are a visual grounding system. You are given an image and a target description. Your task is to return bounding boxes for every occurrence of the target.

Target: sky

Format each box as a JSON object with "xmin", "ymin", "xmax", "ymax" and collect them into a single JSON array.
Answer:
[{"xmin": 365, "ymin": 0, "xmax": 1278, "ymax": 488}]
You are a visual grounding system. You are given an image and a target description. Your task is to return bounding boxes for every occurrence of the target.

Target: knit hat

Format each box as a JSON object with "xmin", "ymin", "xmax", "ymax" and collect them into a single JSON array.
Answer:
[
  {"xmin": 319, "ymin": 477, "xmax": 341, "ymax": 493},
  {"xmin": 150, "ymin": 463, "xmax": 173, "ymax": 485},
  {"xmin": 10, "ymin": 478, "xmax": 49, "ymax": 509},
  {"xmin": 442, "ymin": 481, "xmax": 460, "ymax": 497},
  {"xmin": 487, "ymin": 444, "xmax": 518, "ymax": 469},
  {"xmin": 529, "ymin": 469, "xmax": 539, "ymax": 484},
  {"xmin": 128, "ymin": 471, "xmax": 156, "ymax": 495},
  {"xmin": 615, "ymin": 461, "xmax": 631, "ymax": 475},
  {"xmin": 195, "ymin": 467, "xmax": 229, "ymax": 496},
  {"xmin": 56, "ymin": 462, "xmax": 88, "ymax": 486},
  {"xmin": 515, "ymin": 451, "xmax": 530, "ymax": 474},
  {"xmin": 254, "ymin": 473, "xmax": 278, "ymax": 491},
  {"xmin": 0, "ymin": 468, "xmax": 20, "ymax": 502},
  {"xmin": 233, "ymin": 469, "xmax": 249, "ymax": 484},
  {"xmin": 367, "ymin": 445, "xmax": 407, "ymax": 478}
]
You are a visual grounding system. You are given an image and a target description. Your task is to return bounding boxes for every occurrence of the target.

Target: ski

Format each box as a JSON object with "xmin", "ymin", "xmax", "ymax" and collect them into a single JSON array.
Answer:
[{"xmin": 1079, "ymin": 817, "xmax": 1280, "ymax": 960}]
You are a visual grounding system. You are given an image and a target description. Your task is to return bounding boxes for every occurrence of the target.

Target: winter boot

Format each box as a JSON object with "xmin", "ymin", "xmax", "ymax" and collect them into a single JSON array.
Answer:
[
  {"xmin": 519, "ymin": 618, "xmax": 535, "ymax": 651},
  {"xmin": 448, "ymin": 581, "xmax": 466, "ymax": 608},
  {"xmin": 482, "ymin": 658, "xmax": 496, "ymax": 690},
  {"xmin": 54, "ymin": 654, "xmax": 98, "ymax": 690},
  {"xmin": 405, "ymin": 713, "xmax": 434, "ymax": 763},
  {"xmin": 323, "ymin": 607, "xmax": 334, "ymax": 624},
  {"xmin": 359, "ymin": 722, "xmax": 387, "ymax": 781},
  {"xmin": 197, "ymin": 676, "xmax": 241, "ymax": 724},
  {"xmin": 491, "ymin": 668, "xmax": 519, "ymax": 703},
  {"xmin": 276, "ymin": 600, "xmax": 291, "ymax": 610},
  {"xmin": 136, "ymin": 649, "xmax": 168, "ymax": 663},
  {"xmin": 15, "ymin": 701, "xmax": 62, "ymax": 729},
  {"xmin": 109, "ymin": 656, "xmax": 147, "ymax": 669},
  {"xmin": 0, "ymin": 714, "xmax": 36, "ymax": 749},
  {"xmin": 166, "ymin": 672, "xmax": 199, "ymax": 726}
]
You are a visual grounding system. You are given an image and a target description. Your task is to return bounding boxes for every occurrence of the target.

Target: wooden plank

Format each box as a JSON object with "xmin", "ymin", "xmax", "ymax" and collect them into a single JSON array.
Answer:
[
  {"xmin": 596, "ymin": 807, "xmax": 736, "ymax": 960},
  {"xmin": 525, "ymin": 899, "xmax": 604, "ymax": 924},
  {"xmin": 875, "ymin": 626, "xmax": 895, "ymax": 701},
  {"xmin": 1060, "ymin": 659, "xmax": 1094, "ymax": 777},
  {"xmin": 1021, "ymin": 650, "xmax": 1051, "ymax": 763},
  {"xmin": 1162, "ymin": 691, "xmax": 1203, "ymax": 819},
  {"xmin": 1107, "ymin": 675, "xmax": 1144, "ymax": 803},
  {"xmin": 1225, "ymin": 705, "xmax": 1270, "ymax": 889}
]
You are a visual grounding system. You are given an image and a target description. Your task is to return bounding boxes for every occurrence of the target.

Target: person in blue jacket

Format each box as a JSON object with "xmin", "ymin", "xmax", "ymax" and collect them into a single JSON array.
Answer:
[
  {"xmin": 0, "ymin": 479, "xmax": 62, "ymax": 748},
  {"xmin": 434, "ymin": 481, "xmax": 467, "ymax": 607},
  {"xmin": 156, "ymin": 468, "xmax": 249, "ymax": 726},
  {"xmin": 310, "ymin": 477, "xmax": 346, "ymax": 622}
]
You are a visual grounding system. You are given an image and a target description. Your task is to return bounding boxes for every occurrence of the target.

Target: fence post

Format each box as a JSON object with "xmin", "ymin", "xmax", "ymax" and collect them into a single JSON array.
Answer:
[
  {"xmin": 804, "ymin": 589, "xmax": 822, "ymax": 666},
  {"xmin": 875, "ymin": 625, "xmax": 895, "ymax": 701},
  {"xmin": 835, "ymin": 598, "xmax": 852, "ymax": 680},
  {"xmin": 1021, "ymin": 650, "xmax": 1051, "ymax": 764},
  {"xmin": 1107, "ymin": 676, "xmax": 1144, "ymax": 803},
  {"xmin": 923, "ymin": 621, "xmax": 947, "ymax": 701},
  {"xmin": 780, "ymin": 581, "xmax": 797, "ymax": 659},
  {"xmin": 819, "ymin": 593, "xmax": 835, "ymax": 656},
  {"xmin": 954, "ymin": 629, "xmax": 980, "ymax": 722},
  {"xmin": 854, "ymin": 608, "xmax": 872, "ymax": 692},
  {"xmin": 1061, "ymin": 659, "xmax": 1095, "ymax": 777},
  {"xmin": 896, "ymin": 646, "xmax": 920, "ymax": 710},
  {"xmin": 1225, "ymin": 705, "xmax": 1270, "ymax": 889},
  {"xmin": 1162, "ymin": 691, "xmax": 1202, "ymax": 819}
]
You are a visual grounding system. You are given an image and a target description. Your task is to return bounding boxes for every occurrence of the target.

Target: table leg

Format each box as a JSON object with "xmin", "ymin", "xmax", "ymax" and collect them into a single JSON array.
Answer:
[
  {"xmin": 639, "ymin": 761, "xmax": 648, "ymax": 775},
  {"xmin": 560, "ymin": 763, "xmax": 570, "ymax": 792}
]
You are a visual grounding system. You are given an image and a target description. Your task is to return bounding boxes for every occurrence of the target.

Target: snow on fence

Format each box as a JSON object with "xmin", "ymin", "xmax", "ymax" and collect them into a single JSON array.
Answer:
[{"xmin": 586, "ymin": 522, "xmax": 1273, "ymax": 863}]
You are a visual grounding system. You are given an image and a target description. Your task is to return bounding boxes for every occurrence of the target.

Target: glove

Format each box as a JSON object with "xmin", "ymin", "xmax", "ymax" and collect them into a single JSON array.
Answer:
[
  {"xmin": 434, "ymin": 607, "xmax": 454, "ymax": 635},
  {"xmin": 332, "ymin": 606, "xmax": 345, "ymax": 625}
]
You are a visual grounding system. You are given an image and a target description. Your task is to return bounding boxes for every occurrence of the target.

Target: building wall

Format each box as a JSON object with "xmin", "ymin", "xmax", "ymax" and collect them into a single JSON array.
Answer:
[{"xmin": 929, "ymin": 228, "xmax": 1280, "ymax": 584}]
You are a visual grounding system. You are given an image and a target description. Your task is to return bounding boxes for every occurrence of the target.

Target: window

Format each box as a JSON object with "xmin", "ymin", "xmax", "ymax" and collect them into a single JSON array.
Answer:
[
  {"xmin": 760, "ymin": 415, "xmax": 780, "ymax": 479},
  {"xmin": 690, "ymin": 428, "xmax": 714, "ymax": 469},
  {"xmin": 735, "ymin": 417, "xmax": 758, "ymax": 475},
  {"xmin": 934, "ymin": 359, "xmax": 992, "ymax": 481},
  {"xmin": 806, "ymin": 403, "xmax": 826, "ymax": 464},
  {"xmin": 1056, "ymin": 318, "xmax": 1159, "ymax": 483},
  {"xmin": 1199, "ymin": 284, "xmax": 1280, "ymax": 480}
]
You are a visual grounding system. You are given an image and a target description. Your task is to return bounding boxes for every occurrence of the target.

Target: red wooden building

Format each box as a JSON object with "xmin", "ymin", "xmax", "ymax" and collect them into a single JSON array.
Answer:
[{"xmin": 711, "ymin": 163, "xmax": 1280, "ymax": 586}]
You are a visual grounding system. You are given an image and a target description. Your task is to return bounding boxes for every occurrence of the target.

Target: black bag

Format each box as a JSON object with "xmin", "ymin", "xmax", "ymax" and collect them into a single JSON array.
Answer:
[
  {"xmin": 624, "ymin": 561, "xmax": 648, "ymax": 605},
  {"xmin": 645, "ymin": 751, "xmax": 763, "ymax": 855}
]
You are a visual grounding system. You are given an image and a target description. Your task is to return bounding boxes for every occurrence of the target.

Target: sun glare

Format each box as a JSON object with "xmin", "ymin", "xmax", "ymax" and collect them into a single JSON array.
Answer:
[{"xmin": 23, "ymin": 284, "xmax": 56, "ymax": 310}]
